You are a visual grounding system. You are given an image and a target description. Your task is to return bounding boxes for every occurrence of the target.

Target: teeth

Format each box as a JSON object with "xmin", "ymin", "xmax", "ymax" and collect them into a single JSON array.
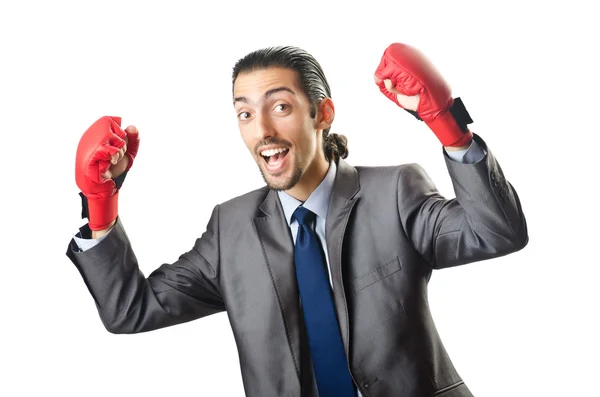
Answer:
[{"xmin": 261, "ymin": 147, "xmax": 288, "ymax": 157}]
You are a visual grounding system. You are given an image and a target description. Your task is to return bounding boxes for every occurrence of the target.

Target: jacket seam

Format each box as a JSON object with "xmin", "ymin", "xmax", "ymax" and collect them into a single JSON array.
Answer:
[{"xmin": 433, "ymin": 380, "xmax": 464, "ymax": 395}]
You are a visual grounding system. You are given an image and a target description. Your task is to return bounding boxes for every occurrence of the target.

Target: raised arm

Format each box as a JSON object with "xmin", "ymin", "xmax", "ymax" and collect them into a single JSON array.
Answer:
[
  {"xmin": 397, "ymin": 135, "xmax": 528, "ymax": 269},
  {"xmin": 374, "ymin": 43, "xmax": 528, "ymax": 268},
  {"xmin": 67, "ymin": 116, "xmax": 225, "ymax": 333}
]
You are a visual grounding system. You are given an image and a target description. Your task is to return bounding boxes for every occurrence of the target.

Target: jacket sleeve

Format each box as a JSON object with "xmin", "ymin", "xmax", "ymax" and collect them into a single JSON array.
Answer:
[
  {"xmin": 397, "ymin": 134, "xmax": 528, "ymax": 269},
  {"xmin": 65, "ymin": 205, "xmax": 225, "ymax": 334}
]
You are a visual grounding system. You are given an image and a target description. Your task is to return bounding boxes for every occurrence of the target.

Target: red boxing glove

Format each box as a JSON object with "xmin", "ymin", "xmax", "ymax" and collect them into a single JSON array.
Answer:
[
  {"xmin": 375, "ymin": 43, "xmax": 473, "ymax": 147},
  {"xmin": 75, "ymin": 116, "xmax": 136, "ymax": 230}
]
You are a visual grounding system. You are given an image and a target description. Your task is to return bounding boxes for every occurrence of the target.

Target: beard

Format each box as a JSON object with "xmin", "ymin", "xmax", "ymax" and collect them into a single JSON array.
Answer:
[
  {"xmin": 254, "ymin": 137, "xmax": 303, "ymax": 191},
  {"xmin": 258, "ymin": 157, "xmax": 304, "ymax": 191}
]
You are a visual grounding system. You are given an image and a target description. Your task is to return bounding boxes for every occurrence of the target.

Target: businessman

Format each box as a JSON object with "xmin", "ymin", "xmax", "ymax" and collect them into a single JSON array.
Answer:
[{"xmin": 67, "ymin": 42, "xmax": 528, "ymax": 397}]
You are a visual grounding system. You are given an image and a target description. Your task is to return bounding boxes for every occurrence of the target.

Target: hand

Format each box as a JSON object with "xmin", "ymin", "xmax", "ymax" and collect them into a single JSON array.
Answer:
[
  {"xmin": 75, "ymin": 116, "xmax": 140, "ymax": 230},
  {"xmin": 374, "ymin": 43, "xmax": 473, "ymax": 148},
  {"xmin": 102, "ymin": 125, "xmax": 140, "ymax": 179}
]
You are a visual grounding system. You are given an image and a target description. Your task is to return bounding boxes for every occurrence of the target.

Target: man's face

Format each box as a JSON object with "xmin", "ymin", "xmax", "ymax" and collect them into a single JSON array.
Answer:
[{"xmin": 233, "ymin": 67, "xmax": 325, "ymax": 191}]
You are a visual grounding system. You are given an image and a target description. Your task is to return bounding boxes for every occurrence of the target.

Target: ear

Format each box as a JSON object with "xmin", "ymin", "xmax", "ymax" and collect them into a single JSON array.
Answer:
[{"xmin": 316, "ymin": 98, "xmax": 335, "ymax": 130}]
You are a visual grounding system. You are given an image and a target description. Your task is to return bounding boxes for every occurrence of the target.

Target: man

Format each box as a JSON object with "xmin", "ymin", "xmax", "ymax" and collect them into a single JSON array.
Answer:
[{"xmin": 67, "ymin": 42, "xmax": 528, "ymax": 396}]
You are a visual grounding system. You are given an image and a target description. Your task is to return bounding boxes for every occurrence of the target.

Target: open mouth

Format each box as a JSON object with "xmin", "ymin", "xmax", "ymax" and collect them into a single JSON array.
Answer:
[{"xmin": 261, "ymin": 148, "xmax": 290, "ymax": 169}]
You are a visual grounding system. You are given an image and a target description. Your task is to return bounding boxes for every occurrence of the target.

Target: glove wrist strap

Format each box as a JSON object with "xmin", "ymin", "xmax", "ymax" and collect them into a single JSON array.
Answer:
[
  {"xmin": 79, "ymin": 171, "xmax": 128, "ymax": 230},
  {"xmin": 425, "ymin": 97, "xmax": 474, "ymax": 147},
  {"xmin": 85, "ymin": 192, "xmax": 119, "ymax": 231}
]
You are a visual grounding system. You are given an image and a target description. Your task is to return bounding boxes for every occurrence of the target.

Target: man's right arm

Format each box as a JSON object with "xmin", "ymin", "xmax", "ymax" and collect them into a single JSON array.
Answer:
[{"xmin": 66, "ymin": 205, "xmax": 225, "ymax": 334}]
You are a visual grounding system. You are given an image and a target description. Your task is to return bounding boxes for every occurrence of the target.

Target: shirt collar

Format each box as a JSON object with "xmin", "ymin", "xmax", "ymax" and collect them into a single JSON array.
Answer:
[{"xmin": 277, "ymin": 160, "xmax": 337, "ymax": 225}]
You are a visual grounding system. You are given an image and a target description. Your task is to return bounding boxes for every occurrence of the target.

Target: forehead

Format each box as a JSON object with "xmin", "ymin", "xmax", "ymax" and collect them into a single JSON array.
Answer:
[{"xmin": 233, "ymin": 67, "xmax": 302, "ymax": 100}]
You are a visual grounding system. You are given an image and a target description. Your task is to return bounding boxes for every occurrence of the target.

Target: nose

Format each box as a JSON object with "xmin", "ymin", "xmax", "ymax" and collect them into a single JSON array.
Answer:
[{"xmin": 255, "ymin": 112, "xmax": 275, "ymax": 141}]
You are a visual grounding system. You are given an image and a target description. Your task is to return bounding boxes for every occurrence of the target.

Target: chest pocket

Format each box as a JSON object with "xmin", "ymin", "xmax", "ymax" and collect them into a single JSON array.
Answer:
[{"xmin": 352, "ymin": 256, "xmax": 403, "ymax": 294}]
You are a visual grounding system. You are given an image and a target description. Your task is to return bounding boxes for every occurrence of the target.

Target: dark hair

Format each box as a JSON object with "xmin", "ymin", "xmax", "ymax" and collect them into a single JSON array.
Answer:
[{"xmin": 231, "ymin": 46, "xmax": 348, "ymax": 163}]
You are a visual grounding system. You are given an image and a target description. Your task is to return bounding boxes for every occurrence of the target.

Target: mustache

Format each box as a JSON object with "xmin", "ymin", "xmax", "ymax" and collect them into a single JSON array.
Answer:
[{"xmin": 254, "ymin": 138, "xmax": 292, "ymax": 155}]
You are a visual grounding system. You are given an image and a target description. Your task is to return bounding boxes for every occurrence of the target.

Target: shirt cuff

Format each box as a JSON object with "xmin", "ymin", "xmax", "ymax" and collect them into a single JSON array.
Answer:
[
  {"xmin": 445, "ymin": 138, "xmax": 487, "ymax": 163},
  {"xmin": 72, "ymin": 226, "xmax": 112, "ymax": 252}
]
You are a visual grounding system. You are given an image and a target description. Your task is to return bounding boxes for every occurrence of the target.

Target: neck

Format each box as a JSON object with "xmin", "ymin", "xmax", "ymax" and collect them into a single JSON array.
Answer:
[{"xmin": 285, "ymin": 154, "xmax": 330, "ymax": 202}]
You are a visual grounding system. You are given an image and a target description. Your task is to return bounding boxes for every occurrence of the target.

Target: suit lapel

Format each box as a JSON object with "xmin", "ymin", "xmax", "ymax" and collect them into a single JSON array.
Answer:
[
  {"xmin": 253, "ymin": 189, "xmax": 303, "ymax": 381},
  {"xmin": 325, "ymin": 159, "xmax": 361, "ymax": 357}
]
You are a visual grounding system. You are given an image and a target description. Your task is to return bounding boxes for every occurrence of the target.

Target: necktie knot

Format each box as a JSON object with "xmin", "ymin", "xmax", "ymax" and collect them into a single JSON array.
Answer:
[{"xmin": 293, "ymin": 206, "xmax": 315, "ymax": 227}]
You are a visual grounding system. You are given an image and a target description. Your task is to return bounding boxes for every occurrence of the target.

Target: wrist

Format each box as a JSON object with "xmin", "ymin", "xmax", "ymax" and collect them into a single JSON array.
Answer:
[
  {"xmin": 91, "ymin": 219, "xmax": 116, "ymax": 239},
  {"xmin": 444, "ymin": 133, "xmax": 473, "ymax": 151}
]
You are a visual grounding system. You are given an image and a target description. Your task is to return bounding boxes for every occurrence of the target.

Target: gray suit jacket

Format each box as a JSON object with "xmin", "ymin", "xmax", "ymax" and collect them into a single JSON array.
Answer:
[{"xmin": 66, "ymin": 134, "xmax": 528, "ymax": 397}]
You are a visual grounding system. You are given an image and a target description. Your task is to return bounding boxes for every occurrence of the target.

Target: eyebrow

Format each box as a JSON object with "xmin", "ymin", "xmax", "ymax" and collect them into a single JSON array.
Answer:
[{"xmin": 233, "ymin": 86, "xmax": 296, "ymax": 105}]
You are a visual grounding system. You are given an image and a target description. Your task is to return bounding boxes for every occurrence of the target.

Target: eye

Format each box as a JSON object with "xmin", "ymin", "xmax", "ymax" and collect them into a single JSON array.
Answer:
[
  {"xmin": 274, "ymin": 103, "xmax": 289, "ymax": 112},
  {"xmin": 238, "ymin": 111, "xmax": 251, "ymax": 120}
]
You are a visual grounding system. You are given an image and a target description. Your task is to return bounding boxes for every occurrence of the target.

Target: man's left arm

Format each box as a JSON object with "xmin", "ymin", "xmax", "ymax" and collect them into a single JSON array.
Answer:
[
  {"xmin": 375, "ymin": 43, "xmax": 528, "ymax": 269},
  {"xmin": 401, "ymin": 133, "xmax": 528, "ymax": 269},
  {"xmin": 426, "ymin": 66, "xmax": 525, "ymax": 269}
]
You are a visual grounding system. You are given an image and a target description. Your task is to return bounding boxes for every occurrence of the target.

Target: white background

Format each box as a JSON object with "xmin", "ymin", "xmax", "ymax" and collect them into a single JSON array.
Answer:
[{"xmin": 1, "ymin": 0, "xmax": 598, "ymax": 396}]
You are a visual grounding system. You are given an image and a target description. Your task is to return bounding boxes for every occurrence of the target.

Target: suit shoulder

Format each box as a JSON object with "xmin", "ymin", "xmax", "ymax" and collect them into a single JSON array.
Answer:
[
  {"xmin": 353, "ymin": 162, "xmax": 437, "ymax": 198},
  {"xmin": 217, "ymin": 185, "xmax": 269, "ymax": 213},
  {"xmin": 354, "ymin": 162, "xmax": 429, "ymax": 181},
  {"xmin": 209, "ymin": 185, "xmax": 270, "ymax": 234}
]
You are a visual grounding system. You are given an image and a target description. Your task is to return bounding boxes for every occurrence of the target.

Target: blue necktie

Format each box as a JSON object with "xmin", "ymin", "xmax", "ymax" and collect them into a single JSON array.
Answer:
[{"xmin": 292, "ymin": 206, "xmax": 356, "ymax": 397}]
